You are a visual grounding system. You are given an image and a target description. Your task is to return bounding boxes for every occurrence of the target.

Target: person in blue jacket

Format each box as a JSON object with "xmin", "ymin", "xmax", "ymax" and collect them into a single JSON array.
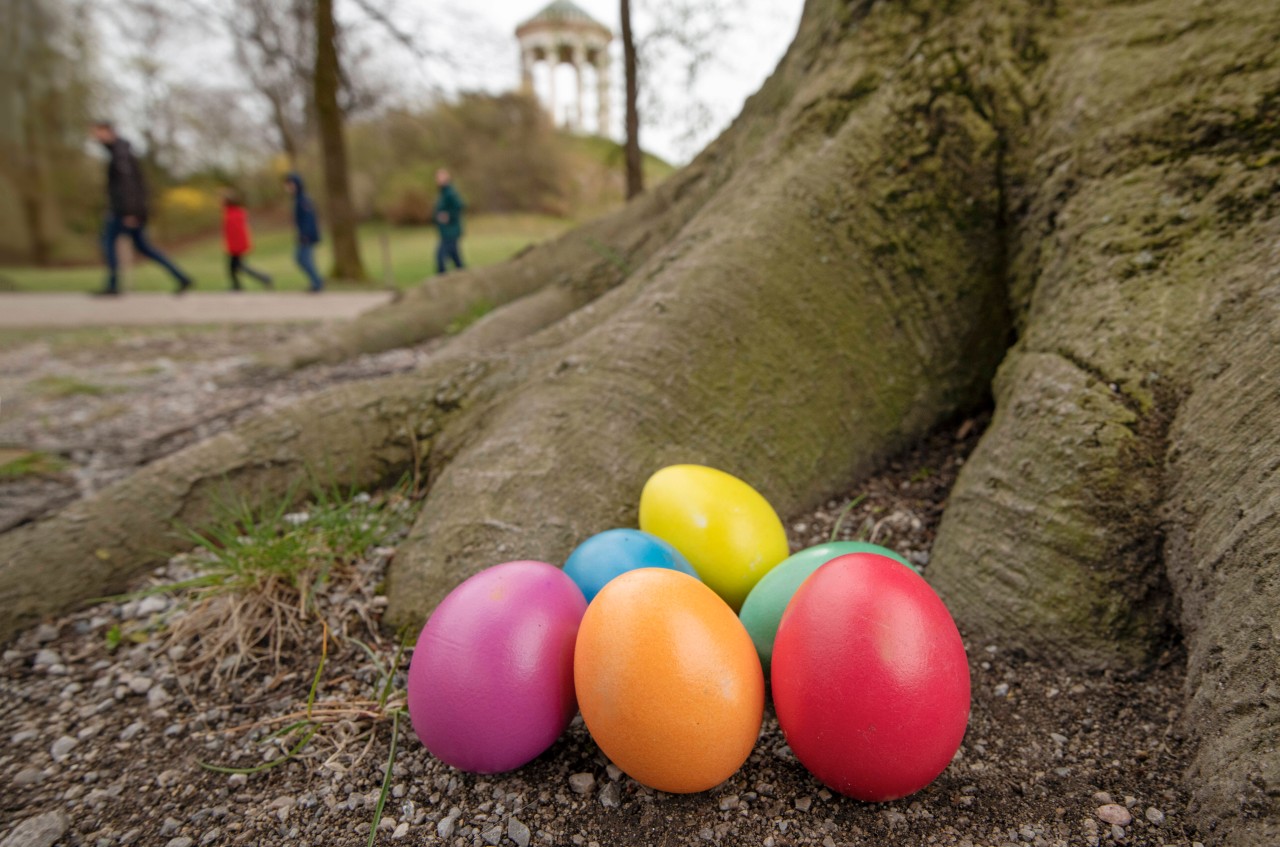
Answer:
[{"xmin": 283, "ymin": 173, "xmax": 324, "ymax": 292}]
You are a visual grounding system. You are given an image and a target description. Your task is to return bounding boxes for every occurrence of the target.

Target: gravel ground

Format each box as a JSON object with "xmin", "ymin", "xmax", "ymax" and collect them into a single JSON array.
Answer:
[
  {"xmin": 0, "ymin": 324, "xmax": 438, "ymax": 533},
  {"xmin": 1, "ymin": 401, "xmax": 1202, "ymax": 847}
]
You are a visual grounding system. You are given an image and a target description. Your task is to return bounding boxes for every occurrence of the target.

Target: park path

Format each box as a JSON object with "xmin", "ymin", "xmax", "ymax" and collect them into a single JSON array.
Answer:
[{"xmin": 0, "ymin": 291, "xmax": 395, "ymax": 327}]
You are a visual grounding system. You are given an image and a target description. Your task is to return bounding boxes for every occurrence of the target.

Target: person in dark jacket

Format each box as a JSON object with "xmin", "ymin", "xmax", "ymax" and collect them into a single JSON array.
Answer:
[
  {"xmin": 90, "ymin": 121, "xmax": 193, "ymax": 296},
  {"xmin": 221, "ymin": 188, "xmax": 273, "ymax": 291},
  {"xmin": 283, "ymin": 173, "xmax": 324, "ymax": 292},
  {"xmin": 434, "ymin": 169, "xmax": 466, "ymax": 275}
]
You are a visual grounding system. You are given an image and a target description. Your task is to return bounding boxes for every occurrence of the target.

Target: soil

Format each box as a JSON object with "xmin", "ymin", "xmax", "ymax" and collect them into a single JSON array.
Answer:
[
  {"xmin": 0, "ymin": 324, "xmax": 439, "ymax": 533},
  {"xmin": 1, "ymin": 349, "xmax": 1201, "ymax": 847}
]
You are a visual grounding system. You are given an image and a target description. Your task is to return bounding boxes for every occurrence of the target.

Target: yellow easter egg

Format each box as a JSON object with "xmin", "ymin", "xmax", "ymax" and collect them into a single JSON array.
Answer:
[{"xmin": 638, "ymin": 464, "xmax": 789, "ymax": 611}]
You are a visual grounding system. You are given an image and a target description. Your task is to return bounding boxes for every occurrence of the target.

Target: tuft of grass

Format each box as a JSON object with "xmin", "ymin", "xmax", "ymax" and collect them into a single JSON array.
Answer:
[
  {"xmin": 0, "ymin": 449, "xmax": 68, "ymax": 479},
  {"xmin": 157, "ymin": 476, "xmax": 411, "ymax": 678},
  {"xmin": 445, "ymin": 297, "xmax": 496, "ymax": 335},
  {"xmin": 28, "ymin": 375, "xmax": 123, "ymax": 398}
]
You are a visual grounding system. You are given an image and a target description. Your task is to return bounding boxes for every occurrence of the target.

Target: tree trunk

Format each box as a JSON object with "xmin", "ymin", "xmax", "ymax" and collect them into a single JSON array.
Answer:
[
  {"xmin": 621, "ymin": 0, "xmax": 644, "ymax": 199},
  {"xmin": 313, "ymin": 0, "xmax": 366, "ymax": 282},
  {"xmin": 2, "ymin": 1, "xmax": 1277, "ymax": 841},
  {"xmin": 20, "ymin": 88, "xmax": 54, "ymax": 265}
]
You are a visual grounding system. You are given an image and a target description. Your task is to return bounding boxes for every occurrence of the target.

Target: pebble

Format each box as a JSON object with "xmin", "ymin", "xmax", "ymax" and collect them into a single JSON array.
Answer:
[
  {"xmin": 14, "ymin": 767, "xmax": 45, "ymax": 787},
  {"xmin": 119, "ymin": 721, "xmax": 145, "ymax": 741},
  {"xmin": 718, "ymin": 795, "xmax": 739, "ymax": 811},
  {"xmin": 128, "ymin": 676, "xmax": 153, "ymax": 695},
  {"xmin": 50, "ymin": 735, "xmax": 78, "ymax": 761},
  {"xmin": 994, "ymin": 683, "xmax": 1010, "ymax": 697},
  {"xmin": 605, "ymin": 764, "xmax": 622, "ymax": 781},
  {"xmin": 0, "ymin": 811, "xmax": 69, "ymax": 847},
  {"xmin": 508, "ymin": 818, "xmax": 531, "ymax": 847},
  {"xmin": 599, "ymin": 782, "xmax": 621, "ymax": 808},
  {"xmin": 136, "ymin": 596, "xmax": 169, "ymax": 617},
  {"xmin": 794, "ymin": 797, "xmax": 812, "ymax": 812},
  {"xmin": 392, "ymin": 822, "xmax": 409, "ymax": 839},
  {"xmin": 166, "ymin": 839, "xmax": 194, "ymax": 847},
  {"xmin": 568, "ymin": 773, "xmax": 595, "ymax": 795},
  {"xmin": 148, "ymin": 686, "xmax": 173, "ymax": 708},
  {"xmin": 33, "ymin": 649, "xmax": 60, "ymax": 667},
  {"xmin": 436, "ymin": 813, "xmax": 458, "ymax": 839},
  {"xmin": 1095, "ymin": 804, "xmax": 1132, "ymax": 826},
  {"xmin": 481, "ymin": 823, "xmax": 503, "ymax": 845},
  {"xmin": 34, "ymin": 624, "xmax": 60, "ymax": 644},
  {"xmin": 1144, "ymin": 807, "xmax": 1165, "ymax": 825},
  {"xmin": 11, "ymin": 729, "xmax": 38, "ymax": 744}
]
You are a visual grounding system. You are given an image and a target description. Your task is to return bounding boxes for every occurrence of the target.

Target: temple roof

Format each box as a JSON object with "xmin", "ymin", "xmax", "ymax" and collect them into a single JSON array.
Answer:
[{"xmin": 517, "ymin": 1, "xmax": 611, "ymax": 36}]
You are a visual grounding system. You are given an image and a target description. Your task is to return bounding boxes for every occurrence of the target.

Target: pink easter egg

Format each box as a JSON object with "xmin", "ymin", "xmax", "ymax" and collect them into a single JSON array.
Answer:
[{"xmin": 407, "ymin": 560, "xmax": 587, "ymax": 773}]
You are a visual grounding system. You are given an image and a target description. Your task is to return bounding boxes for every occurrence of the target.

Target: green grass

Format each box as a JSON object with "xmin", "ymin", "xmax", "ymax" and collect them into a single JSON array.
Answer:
[
  {"xmin": 2, "ymin": 214, "xmax": 572, "ymax": 294},
  {"xmin": 28, "ymin": 375, "xmax": 124, "ymax": 398},
  {"xmin": 0, "ymin": 449, "xmax": 69, "ymax": 478},
  {"xmin": 174, "ymin": 480, "xmax": 402, "ymax": 601}
]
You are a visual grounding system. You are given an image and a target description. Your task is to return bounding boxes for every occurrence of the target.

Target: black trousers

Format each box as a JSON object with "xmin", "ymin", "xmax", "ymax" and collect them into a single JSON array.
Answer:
[{"xmin": 228, "ymin": 254, "xmax": 272, "ymax": 289}]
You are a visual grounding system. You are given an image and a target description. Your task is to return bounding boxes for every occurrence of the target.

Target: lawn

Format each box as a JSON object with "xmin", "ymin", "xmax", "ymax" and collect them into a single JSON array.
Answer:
[{"xmin": 0, "ymin": 214, "xmax": 572, "ymax": 293}]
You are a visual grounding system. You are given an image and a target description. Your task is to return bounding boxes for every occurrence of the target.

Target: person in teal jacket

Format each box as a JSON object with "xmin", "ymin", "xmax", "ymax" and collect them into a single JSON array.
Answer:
[{"xmin": 434, "ymin": 169, "xmax": 466, "ymax": 275}]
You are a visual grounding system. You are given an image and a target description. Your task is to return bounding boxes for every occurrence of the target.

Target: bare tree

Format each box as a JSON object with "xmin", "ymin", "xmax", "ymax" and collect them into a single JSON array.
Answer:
[
  {"xmin": 0, "ymin": 0, "xmax": 93, "ymax": 264},
  {"xmin": 226, "ymin": 0, "xmax": 315, "ymax": 165},
  {"xmin": 314, "ymin": 0, "xmax": 367, "ymax": 281},
  {"xmin": 620, "ymin": 0, "xmax": 643, "ymax": 199}
]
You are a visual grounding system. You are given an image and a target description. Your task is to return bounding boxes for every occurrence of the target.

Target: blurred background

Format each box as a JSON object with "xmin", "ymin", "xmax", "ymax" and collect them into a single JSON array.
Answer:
[{"xmin": 0, "ymin": 0, "xmax": 802, "ymax": 291}]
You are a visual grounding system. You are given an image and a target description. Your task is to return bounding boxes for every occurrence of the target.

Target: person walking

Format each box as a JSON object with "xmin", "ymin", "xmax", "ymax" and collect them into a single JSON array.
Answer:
[
  {"xmin": 284, "ymin": 173, "xmax": 324, "ymax": 292},
  {"xmin": 434, "ymin": 169, "xmax": 466, "ymax": 275},
  {"xmin": 221, "ymin": 188, "xmax": 273, "ymax": 291},
  {"xmin": 90, "ymin": 121, "xmax": 193, "ymax": 296}
]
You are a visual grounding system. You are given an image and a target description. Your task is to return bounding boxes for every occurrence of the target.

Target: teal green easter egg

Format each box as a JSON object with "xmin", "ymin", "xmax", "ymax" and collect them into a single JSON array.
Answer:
[{"xmin": 739, "ymin": 541, "xmax": 915, "ymax": 676}]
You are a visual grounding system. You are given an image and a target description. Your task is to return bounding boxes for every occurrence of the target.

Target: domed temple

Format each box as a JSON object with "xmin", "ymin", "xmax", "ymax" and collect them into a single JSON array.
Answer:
[{"xmin": 516, "ymin": 0, "xmax": 613, "ymax": 134}]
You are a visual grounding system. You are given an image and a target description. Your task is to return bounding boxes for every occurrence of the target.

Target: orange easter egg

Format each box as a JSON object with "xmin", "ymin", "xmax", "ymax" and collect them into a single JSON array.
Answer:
[{"xmin": 574, "ymin": 569, "xmax": 764, "ymax": 793}]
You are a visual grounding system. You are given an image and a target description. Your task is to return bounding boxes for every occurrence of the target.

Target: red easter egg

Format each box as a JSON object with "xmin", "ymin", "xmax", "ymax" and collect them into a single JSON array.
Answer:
[{"xmin": 771, "ymin": 553, "xmax": 970, "ymax": 801}]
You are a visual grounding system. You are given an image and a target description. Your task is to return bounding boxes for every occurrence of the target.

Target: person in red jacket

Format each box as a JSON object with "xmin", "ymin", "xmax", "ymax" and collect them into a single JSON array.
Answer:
[{"xmin": 221, "ymin": 188, "xmax": 273, "ymax": 290}]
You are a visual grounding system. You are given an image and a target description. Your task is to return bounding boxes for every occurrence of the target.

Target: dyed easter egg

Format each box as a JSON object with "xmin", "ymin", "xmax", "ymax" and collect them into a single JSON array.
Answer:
[
  {"xmin": 574, "ymin": 568, "xmax": 764, "ymax": 793},
  {"xmin": 563, "ymin": 528, "xmax": 698, "ymax": 602},
  {"xmin": 739, "ymin": 541, "xmax": 915, "ymax": 675},
  {"xmin": 772, "ymin": 553, "xmax": 970, "ymax": 801},
  {"xmin": 406, "ymin": 560, "xmax": 587, "ymax": 774},
  {"xmin": 638, "ymin": 465, "xmax": 789, "ymax": 611}
]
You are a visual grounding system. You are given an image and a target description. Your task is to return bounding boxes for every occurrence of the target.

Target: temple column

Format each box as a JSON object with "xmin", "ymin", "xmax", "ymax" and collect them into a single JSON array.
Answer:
[
  {"xmin": 572, "ymin": 42, "xmax": 587, "ymax": 133},
  {"xmin": 547, "ymin": 48, "xmax": 558, "ymax": 126},
  {"xmin": 520, "ymin": 48, "xmax": 535, "ymax": 94},
  {"xmin": 596, "ymin": 50, "xmax": 610, "ymax": 137}
]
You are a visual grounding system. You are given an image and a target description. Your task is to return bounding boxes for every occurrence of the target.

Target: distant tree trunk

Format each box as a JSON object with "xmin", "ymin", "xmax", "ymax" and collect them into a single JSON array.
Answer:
[
  {"xmin": 18, "ymin": 78, "xmax": 53, "ymax": 265},
  {"xmin": 620, "ymin": 0, "xmax": 643, "ymax": 199},
  {"xmin": 313, "ymin": 0, "xmax": 366, "ymax": 281}
]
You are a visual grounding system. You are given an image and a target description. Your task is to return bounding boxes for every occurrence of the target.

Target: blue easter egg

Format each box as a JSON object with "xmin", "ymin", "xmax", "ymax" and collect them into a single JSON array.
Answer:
[{"xmin": 563, "ymin": 529, "xmax": 699, "ymax": 602}]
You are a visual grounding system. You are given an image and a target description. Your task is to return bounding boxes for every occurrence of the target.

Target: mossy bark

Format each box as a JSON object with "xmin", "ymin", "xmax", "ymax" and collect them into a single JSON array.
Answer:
[
  {"xmin": 385, "ymin": 0, "xmax": 1014, "ymax": 625},
  {"xmin": 929, "ymin": 1, "xmax": 1280, "ymax": 840}
]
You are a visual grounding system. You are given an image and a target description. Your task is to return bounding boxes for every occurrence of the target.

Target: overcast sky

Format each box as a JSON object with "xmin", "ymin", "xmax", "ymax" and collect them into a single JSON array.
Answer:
[{"xmin": 382, "ymin": 0, "xmax": 804, "ymax": 162}]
